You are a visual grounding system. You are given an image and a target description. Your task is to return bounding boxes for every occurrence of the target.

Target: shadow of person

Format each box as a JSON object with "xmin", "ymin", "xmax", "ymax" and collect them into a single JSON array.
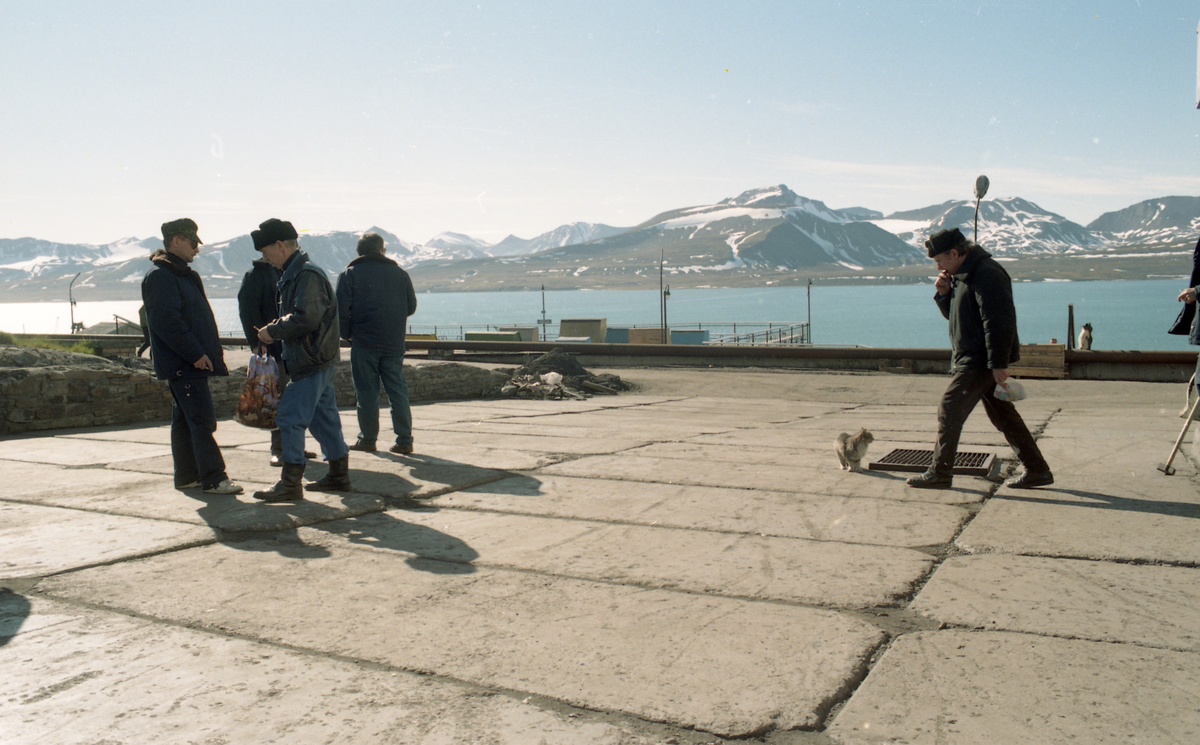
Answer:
[
  {"xmin": 0, "ymin": 588, "xmax": 32, "ymax": 647},
  {"xmin": 310, "ymin": 507, "xmax": 479, "ymax": 574},
  {"xmin": 998, "ymin": 488, "xmax": 1200, "ymax": 518}
]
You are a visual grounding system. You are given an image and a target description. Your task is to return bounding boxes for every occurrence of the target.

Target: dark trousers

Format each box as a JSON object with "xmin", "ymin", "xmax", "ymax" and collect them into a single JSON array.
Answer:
[
  {"xmin": 931, "ymin": 368, "xmax": 1049, "ymax": 476},
  {"xmin": 350, "ymin": 346, "xmax": 412, "ymax": 447},
  {"xmin": 168, "ymin": 377, "xmax": 228, "ymax": 489}
]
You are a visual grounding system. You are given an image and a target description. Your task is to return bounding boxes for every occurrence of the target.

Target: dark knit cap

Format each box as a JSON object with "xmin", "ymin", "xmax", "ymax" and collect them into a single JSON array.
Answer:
[
  {"xmin": 162, "ymin": 218, "xmax": 203, "ymax": 245},
  {"xmin": 925, "ymin": 228, "xmax": 967, "ymax": 258},
  {"xmin": 258, "ymin": 218, "xmax": 298, "ymax": 245},
  {"xmin": 250, "ymin": 229, "xmax": 270, "ymax": 251}
]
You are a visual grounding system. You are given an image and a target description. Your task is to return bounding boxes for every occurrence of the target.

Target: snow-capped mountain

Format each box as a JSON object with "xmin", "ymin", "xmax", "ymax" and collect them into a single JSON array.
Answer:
[
  {"xmin": 623, "ymin": 184, "xmax": 924, "ymax": 270},
  {"xmin": 1087, "ymin": 196, "xmax": 1200, "ymax": 246},
  {"xmin": 6, "ymin": 185, "xmax": 1200, "ymax": 300},
  {"xmin": 875, "ymin": 197, "xmax": 1101, "ymax": 256},
  {"xmin": 488, "ymin": 222, "xmax": 631, "ymax": 257}
]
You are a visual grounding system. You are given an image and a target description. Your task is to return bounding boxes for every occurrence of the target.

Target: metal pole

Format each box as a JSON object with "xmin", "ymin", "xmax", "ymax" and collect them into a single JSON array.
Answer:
[
  {"xmin": 1067, "ymin": 304, "xmax": 1076, "ymax": 351},
  {"xmin": 807, "ymin": 279, "xmax": 812, "ymax": 344},
  {"xmin": 68, "ymin": 272, "xmax": 81, "ymax": 333}
]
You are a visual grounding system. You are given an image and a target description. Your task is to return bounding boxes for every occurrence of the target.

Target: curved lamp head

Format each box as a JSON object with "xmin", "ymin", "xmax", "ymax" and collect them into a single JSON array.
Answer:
[{"xmin": 974, "ymin": 175, "xmax": 990, "ymax": 200}]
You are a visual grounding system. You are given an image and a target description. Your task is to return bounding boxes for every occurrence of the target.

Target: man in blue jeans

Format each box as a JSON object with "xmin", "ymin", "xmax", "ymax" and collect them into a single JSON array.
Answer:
[
  {"xmin": 337, "ymin": 232, "xmax": 418, "ymax": 454},
  {"xmin": 252, "ymin": 218, "xmax": 351, "ymax": 501}
]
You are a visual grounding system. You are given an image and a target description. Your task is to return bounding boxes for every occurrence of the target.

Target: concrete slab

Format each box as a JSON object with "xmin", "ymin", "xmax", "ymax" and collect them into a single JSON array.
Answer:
[
  {"xmin": 405, "ymin": 428, "xmax": 647, "ymax": 455},
  {"xmin": 38, "ymin": 541, "xmax": 886, "ymax": 737},
  {"xmin": 828, "ymin": 630, "xmax": 1200, "ymax": 745},
  {"xmin": 1, "ymin": 595, "xmax": 674, "ymax": 745},
  {"xmin": 107, "ymin": 448, "xmax": 509, "ymax": 501},
  {"xmin": 303, "ymin": 508, "xmax": 935, "ymax": 607},
  {"xmin": 956, "ymin": 487, "xmax": 1200, "ymax": 564},
  {"xmin": 539, "ymin": 454, "xmax": 990, "ymax": 505},
  {"xmin": 0, "ymin": 501, "xmax": 216, "ymax": 578},
  {"xmin": 912, "ymin": 554, "xmax": 1200, "ymax": 650},
  {"xmin": 433, "ymin": 474, "xmax": 972, "ymax": 548},
  {"xmin": 59, "ymin": 420, "xmax": 271, "ymax": 446},
  {"xmin": 0, "ymin": 436, "xmax": 169, "ymax": 465},
  {"xmin": 0, "ymin": 459, "xmax": 159, "ymax": 498},
  {"xmin": 1033, "ymin": 436, "xmax": 1198, "ymax": 477}
]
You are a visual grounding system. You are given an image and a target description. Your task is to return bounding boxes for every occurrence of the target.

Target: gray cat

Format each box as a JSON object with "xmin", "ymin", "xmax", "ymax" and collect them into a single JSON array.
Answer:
[{"xmin": 835, "ymin": 428, "xmax": 874, "ymax": 472}]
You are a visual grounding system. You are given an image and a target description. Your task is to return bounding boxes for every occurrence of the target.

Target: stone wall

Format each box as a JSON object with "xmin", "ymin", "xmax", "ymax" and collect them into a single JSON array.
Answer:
[{"xmin": 1, "ymin": 360, "xmax": 512, "ymax": 436}]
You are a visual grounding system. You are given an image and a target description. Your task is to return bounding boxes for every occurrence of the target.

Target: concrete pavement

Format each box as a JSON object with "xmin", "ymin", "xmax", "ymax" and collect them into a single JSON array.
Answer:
[{"xmin": 2, "ymin": 367, "xmax": 1199, "ymax": 743}]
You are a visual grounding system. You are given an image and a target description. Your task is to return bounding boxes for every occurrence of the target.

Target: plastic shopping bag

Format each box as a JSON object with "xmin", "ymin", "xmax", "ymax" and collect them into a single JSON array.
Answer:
[{"xmin": 234, "ymin": 352, "xmax": 281, "ymax": 428}]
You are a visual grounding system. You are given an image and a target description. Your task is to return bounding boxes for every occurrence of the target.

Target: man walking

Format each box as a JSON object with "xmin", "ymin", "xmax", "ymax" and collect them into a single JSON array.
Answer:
[
  {"xmin": 907, "ymin": 227, "xmax": 1053, "ymax": 490},
  {"xmin": 252, "ymin": 218, "xmax": 351, "ymax": 501},
  {"xmin": 141, "ymin": 218, "xmax": 243, "ymax": 495},
  {"xmin": 337, "ymin": 232, "xmax": 419, "ymax": 455}
]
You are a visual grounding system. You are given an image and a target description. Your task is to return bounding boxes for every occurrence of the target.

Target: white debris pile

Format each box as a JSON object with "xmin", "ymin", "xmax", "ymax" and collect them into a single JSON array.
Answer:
[{"xmin": 499, "ymin": 348, "xmax": 630, "ymax": 400}]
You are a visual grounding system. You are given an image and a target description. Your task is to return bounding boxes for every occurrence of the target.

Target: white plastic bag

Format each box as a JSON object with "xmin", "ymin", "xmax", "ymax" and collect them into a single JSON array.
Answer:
[
  {"xmin": 540, "ymin": 372, "xmax": 563, "ymax": 386},
  {"xmin": 994, "ymin": 379, "xmax": 1026, "ymax": 402}
]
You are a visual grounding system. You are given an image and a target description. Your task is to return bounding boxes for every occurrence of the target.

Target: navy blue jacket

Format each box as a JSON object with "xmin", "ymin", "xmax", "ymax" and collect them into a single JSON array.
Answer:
[
  {"xmin": 934, "ymin": 246, "xmax": 1021, "ymax": 372},
  {"xmin": 264, "ymin": 250, "xmax": 340, "ymax": 380},
  {"xmin": 1168, "ymin": 236, "xmax": 1200, "ymax": 344},
  {"xmin": 336, "ymin": 253, "xmax": 417, "ymax": 353},
  {"xmin": 141, "ymin": 250, "xmax": 228, "ymax": 381}
]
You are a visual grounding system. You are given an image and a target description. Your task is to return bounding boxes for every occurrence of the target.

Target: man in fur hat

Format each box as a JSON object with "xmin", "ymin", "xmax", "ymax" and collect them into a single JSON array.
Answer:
[
  {"xmin": 907, "ymin": 227, "xmax": 1053, "ymax": 490},
  {"xmin": 251, "ymin": 218, "xmax": 350, "ymax": 501}
]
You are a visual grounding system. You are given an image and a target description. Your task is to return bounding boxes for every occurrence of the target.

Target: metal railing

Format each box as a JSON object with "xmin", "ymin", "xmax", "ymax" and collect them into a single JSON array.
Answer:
[{"xmin": 404, "ymin": 321, "xmax": 811, "ymax": 345}]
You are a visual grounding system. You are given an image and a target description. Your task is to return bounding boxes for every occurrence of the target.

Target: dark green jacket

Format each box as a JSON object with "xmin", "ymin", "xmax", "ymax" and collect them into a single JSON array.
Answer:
[
  {"xmin": 934, "ymin": 246, "xmax": 1021, "ymax": 372},
  {"xmin": 264, "ymin": 250, "xmax": 340, "ymax": 380}
]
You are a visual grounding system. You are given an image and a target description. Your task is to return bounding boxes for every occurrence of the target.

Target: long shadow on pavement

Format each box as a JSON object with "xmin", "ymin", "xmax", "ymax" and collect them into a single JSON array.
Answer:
[
  {"xmin": 0, "ymin": 588, "xmax": 31, "ymax": 647},
  {"xmin": 998, "ymin": 488, "xmax": 1200, "ymax": 518}
]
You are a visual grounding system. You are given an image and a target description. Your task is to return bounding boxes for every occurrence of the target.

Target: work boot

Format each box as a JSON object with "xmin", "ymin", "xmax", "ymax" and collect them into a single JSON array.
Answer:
[
  {"xmin": 1005, "ymin": 468, "xmax": 1054, "ymax": 489},
  {"xmin": 906, "ymin": 470, "xmax": 953, "ymax": 489},
  {"xmin": 349, "ymin": 439, "xmax": 376, "ymax": 452},
  {"xmin": 308, "ymin": 455, "xmax": 351, "ymax": 492},
  {"xmin": 253, "ymin": 462, "xmax": 305, "ymax": 502}
]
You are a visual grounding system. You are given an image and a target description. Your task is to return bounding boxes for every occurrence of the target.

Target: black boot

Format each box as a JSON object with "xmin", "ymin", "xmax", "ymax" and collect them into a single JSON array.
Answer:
[
  {"xmin": 254, "ymin": 462, "xmax": 305, "ymax": 502},
  {"xmin": 269, "ymin": 429, "xmax": 283, "ymax": 467},
  {"xmin": 308, "ymin": 454, "xmax": 351, "ymax": 492}
]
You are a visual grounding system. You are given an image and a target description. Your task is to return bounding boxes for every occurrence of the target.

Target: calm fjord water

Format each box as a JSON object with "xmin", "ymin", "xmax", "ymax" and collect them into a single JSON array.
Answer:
[{"xmin": 1, "ymin": 279, "xmax": 1193, "ymax": 352}]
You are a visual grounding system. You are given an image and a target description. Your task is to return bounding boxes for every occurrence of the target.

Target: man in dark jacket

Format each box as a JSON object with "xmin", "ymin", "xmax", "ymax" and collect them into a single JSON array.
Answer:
[
  {"xmin": 908, "ymin": 227, "xmax": 1053, "ymax": 490},
  {"xmin": 251, "ymin": 218, "xmax": 350, "ymax": 501},
  {"xmin": 337, "ymin": 232, "xmax": 419, "ymax": 454},
  {"xmin": 141, "ymin": 218, "xmax": 243, "ymax": 495}
]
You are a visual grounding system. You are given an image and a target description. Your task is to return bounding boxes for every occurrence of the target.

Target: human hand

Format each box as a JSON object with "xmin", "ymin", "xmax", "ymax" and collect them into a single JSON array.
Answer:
[
  {"xmin": 193, "ymin": 354, "xmax": 214, "ymax": 371},
  {"xmin": 257, "ymin": 326, "xmax": 275, "ymax": 343},
  {"xmin": 935, "ymin": 270, "xmax": 953, "ymax": 295},
  {"xmin": 993, "ymin": 368, "xmax": 1009, "ymax": 386},
  {"xmin": 1178, "ymin": 287, "xmax": 1197, "ymax": 304}
]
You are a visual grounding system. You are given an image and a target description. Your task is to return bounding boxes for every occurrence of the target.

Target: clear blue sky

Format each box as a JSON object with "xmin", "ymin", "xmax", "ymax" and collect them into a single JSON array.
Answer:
[{"xmin": 3, "ymin": 1, "xmax": 1198, "ymax": 246}]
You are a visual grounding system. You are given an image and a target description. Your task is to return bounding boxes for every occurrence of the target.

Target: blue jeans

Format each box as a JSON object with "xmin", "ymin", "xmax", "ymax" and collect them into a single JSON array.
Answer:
[
  {"xmin": 351, "ymin": 346, "xmax": 412, "ymax": 447},
  {"xmin": 275, "ymin": 364, "xmax": 349, "ymax": 466},
  {"xmin": 168, "ymin": 378, "xmax": 228, "ymax": 489}
]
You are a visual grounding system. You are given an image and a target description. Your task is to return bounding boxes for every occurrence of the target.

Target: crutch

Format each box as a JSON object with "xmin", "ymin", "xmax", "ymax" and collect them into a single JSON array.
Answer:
[{"xmin": 1159, "ymin": 393, "xmax": 1200, "ymax": 475}]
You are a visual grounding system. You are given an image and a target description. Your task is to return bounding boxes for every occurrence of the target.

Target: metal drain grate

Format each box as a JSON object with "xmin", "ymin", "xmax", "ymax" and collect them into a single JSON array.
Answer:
[{"xmin": 869, "ymin": 448, "xmax": 995, "ymax": 476}]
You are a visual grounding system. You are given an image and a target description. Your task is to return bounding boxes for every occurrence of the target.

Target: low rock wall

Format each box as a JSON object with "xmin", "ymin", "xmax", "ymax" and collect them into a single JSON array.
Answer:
[{"xmin": 1, "ymin": 361, "xmax": 511, "ymax": 436}]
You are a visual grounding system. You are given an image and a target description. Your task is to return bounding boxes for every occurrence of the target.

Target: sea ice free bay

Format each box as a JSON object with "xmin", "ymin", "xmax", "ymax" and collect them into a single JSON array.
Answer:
[{"xmin": 1, "ymin": 280, "xmax": 1193, "ymax": 352}]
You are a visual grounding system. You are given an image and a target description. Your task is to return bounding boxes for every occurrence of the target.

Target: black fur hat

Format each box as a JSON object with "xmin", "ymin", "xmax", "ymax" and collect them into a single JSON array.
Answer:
[
  {"xmin": 925, "ymin": 228, "xmax": 968, "ymax": 258},
  {"xmin": 258, "ymin": 218, "xmax": 298, "ymax": 245}
]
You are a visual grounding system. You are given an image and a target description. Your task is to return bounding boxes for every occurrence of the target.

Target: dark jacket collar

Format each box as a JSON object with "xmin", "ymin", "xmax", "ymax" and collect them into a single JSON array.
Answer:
[
  {"xmin": 149, "ymin": 249, "xmax": 193, "ymax": 276},
  {"xmin": 953, "ymin": 245, "xmax": 991, "ymax": 281},
  {"xmin": 347, "ymin": 252, "xmax": 398, "ymax": 268}
]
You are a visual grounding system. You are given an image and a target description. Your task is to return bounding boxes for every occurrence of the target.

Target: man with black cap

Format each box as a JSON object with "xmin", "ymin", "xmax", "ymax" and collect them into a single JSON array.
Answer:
[
  {"xmin": 908, "ymin": 227, "xmax": 1053, "ymax": 490},
  {"xmin": 251, "ymin": 218, "xmax": 351, "ymax": 501},
  {"xmin": 142, "ymin": 218, "xmax": 243, "ymax": 495}
]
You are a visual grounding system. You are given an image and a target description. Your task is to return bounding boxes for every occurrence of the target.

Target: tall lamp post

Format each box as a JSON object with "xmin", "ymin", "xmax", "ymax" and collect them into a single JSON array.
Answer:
[
  {"xmin": 973, "ymin": 175, "xmax": 989, "ymax": 243},
  {"xmin": 68, "ymin": 272, "xmax": 82, "ymax": 334}
]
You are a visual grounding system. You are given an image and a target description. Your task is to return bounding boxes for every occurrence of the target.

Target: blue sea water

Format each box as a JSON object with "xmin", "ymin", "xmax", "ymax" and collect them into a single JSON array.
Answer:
[{"xmin": 1, "ymin": 279, "xmax": 1193, "ymax": 352}]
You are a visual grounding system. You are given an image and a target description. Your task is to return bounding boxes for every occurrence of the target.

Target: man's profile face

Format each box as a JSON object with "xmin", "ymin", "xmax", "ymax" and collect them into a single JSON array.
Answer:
[
  {"xmin": 933, "ymin": 248, "xmax": 966, "ymax": 275},
  {"xmin": 261, "ymin": 241, "xmax": 286, "ymax": 269},
  {"xmin": 167, "ymin": 235, "xmax": 200, "ymax": 263}
]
